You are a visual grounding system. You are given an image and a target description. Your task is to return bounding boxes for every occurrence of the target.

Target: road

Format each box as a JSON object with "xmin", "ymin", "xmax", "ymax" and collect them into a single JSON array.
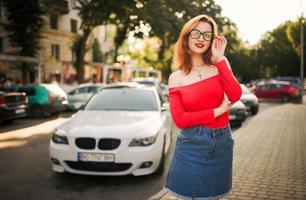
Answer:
[{"xmin": 0, "ymin": 103, "xmax": 276, "ymax": 200}]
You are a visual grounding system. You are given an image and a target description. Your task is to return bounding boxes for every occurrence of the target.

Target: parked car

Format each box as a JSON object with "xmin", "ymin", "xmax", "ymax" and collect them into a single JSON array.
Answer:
[
  {"xmin": 131, "ymin": 77, "xmax": 169, "ymax": 101},
  {"xmin": 49, "ymin": 82, "xmax": 172, "ymax": 176},
  {"xmin": 67, "ymin": 83, "xmax": 104, "ymax": 110},
  {"xmin": 253, "ymin": 80, "xmax": 299, "ymax": 102},
  {"xmin": 240, "ymin": 84, "xmax": 259, "ymax": 115},
  {"xmin": 9, "ymin": 84, "xmax": 68, "ymax": 118},
  {"xmin": 0, "ymin": 89, "xmax": 28, "ymax": 124},
  {"xmin": 274, "ymin": 76, "xmax": 303, "ymax": 102},
  {"xmin": 131, "ymin": 77, "xmax": 160, "ymax": 87},
  {"xmin": 229, "ymin": 100, "xmax": 248, "ymax": 126}
]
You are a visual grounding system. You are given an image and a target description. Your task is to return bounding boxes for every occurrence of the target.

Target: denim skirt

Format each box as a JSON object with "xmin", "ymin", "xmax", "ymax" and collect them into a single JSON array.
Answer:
[{"xmin": 165, "ymin": 125, "xmax": 234, "ymax": 200}]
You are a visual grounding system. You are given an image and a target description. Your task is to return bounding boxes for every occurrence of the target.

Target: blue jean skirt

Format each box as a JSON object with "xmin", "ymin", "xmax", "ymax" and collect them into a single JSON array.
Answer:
[{"xmin": 165, "ymin": 125, "xmax": 234, "ymax": 200}]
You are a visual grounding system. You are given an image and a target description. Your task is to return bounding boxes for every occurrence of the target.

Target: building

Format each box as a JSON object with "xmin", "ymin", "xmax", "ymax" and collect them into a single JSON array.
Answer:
[{"xmin": 0, "ymin": 0, "xmax": 111, "ymax": 85}]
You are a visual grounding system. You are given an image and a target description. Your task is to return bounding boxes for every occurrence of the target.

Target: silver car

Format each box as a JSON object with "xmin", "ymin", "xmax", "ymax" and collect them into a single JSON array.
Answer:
[{"xmin": 67, "ymin": 83, "xmax": 104, "ymax": 110}]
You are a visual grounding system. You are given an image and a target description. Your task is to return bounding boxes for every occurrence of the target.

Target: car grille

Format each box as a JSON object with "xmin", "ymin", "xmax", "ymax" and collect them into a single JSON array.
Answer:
[
  {"xmin": 5, "ymin": 95, "xmax": 26, "ymax": 108},
  {"xmin": 75, "ymin": 138, "xmax": 96, "ymax": 150},
  {"xmin": 75, "ymin": 138, "xmax": 121, "ymax": 150},
  {"xmin": 98, "ymin": 139, "xmax": 121, "ymax": 150},
  {"xmin": 65, "ymin": 161, "xmax": 132, "ymax": 172}
]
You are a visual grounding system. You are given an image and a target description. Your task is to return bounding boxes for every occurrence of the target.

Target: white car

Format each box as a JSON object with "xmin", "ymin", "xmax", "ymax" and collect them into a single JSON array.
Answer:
[
  {"xmin": 229, "ymin": 100, "xmax": 248, "ymax": 126},
  {"xmin": 67, "ymin": 83, "xmax": 104, "ymax": 110},
  {"xmin": 49, "ymin": 82, "xmax": 172, "ymax": 176},
  {"xmin": 240, "ymin": 84, "xmax": 259, "ymax": 115}
]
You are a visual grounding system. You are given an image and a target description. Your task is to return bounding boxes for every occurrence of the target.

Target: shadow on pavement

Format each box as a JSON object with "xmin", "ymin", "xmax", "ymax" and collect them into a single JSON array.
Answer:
[{"xmin": 0, "ymin": 111, "xmax": 75, "ymax": 133}]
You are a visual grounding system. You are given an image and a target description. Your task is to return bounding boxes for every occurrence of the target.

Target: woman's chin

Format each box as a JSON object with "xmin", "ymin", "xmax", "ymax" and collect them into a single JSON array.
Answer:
[{"xmin": 190, "ymin": 48, "xmax": 207, "ymax": 55}]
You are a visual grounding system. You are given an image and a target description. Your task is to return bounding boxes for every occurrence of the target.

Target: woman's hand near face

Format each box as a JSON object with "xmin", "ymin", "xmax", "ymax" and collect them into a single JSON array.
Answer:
[
  {"xmin": 214, "ymin": 94, "xmax": 233, "ymax": 118},
  {"xmin": 211, "ymin": 35, "xmax": 227, "ymax": 64}
]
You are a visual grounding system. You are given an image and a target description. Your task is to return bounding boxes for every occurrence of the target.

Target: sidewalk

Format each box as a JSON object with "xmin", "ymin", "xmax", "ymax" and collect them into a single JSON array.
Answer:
[{"xmin": 150, "ymin": 102, "xmax": 306, "ymax": 200}]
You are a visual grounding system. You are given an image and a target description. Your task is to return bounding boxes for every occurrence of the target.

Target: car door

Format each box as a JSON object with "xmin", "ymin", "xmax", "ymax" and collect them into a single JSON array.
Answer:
[
  {"xmin": 268, "ymin": 84, "xmax": 282, "ymax": 99},
  {"xmin": 255, "ymin": 85, "xmax": 267, "ymax": 98}
]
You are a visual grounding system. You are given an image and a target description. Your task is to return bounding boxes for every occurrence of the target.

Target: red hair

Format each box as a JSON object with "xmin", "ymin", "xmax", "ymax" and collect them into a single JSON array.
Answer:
[{"xmin": 173, "ymin": 15, "xmax": 218, "ymax": 75}]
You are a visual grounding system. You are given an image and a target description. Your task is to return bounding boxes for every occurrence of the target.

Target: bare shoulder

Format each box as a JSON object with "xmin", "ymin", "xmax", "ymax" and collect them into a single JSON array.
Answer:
[{"xmin": 168, "ymin": 70, "xmax": 184, "ymax": 88}]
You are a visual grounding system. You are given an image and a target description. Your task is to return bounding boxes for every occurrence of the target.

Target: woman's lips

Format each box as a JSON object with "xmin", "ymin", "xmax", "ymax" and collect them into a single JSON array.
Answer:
[{"xmin": 195, "ymin": 43, "xmax": 204, "ymax": 48}]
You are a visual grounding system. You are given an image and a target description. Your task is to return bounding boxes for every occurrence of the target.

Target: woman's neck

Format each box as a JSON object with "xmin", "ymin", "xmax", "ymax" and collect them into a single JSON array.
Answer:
[{"xmin": 191, "ymin": 54, "xmax": 205, "ymax": 68}]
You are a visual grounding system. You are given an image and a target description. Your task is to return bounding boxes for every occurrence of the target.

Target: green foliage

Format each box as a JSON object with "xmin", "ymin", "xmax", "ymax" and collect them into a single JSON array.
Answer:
[
  {"xmin": 255, "ymin": 18, "xmax": 305, "ymax": 78},
  {"xmin": 74, "ymin": 0, "xmax": 305, "ymax": 83},
  {"xmin": 2, "ymin": 0, "xmax": 44, "ymax": 56},
  {"xmin": 2, "ymin": 0, "xmax": 44, "ymax": 83},
  {"xmin": 92, "ymin": 38, "xmax": 103, "ymax": 62}
]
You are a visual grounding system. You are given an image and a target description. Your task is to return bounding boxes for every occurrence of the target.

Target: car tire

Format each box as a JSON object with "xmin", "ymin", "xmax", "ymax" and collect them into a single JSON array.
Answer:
[
  {"xmin": 154, "ymin": 136, "xmax": 166, "ymax": 176},
  {"xmin": 282, "ymin": 95, "xmax": 291, "ymax": 103},
  {"xmin": 251, "ymin": 107, "xmax": 258, "ymax": 115},
  {"xmin": 31, "ymin": 105, "xmax": 44, "ymax": 118}
]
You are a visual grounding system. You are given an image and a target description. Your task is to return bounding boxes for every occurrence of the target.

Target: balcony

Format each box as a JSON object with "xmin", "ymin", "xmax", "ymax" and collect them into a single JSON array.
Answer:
[{"xmin": 43, "ymin": 0, "xmax": 69, "ymax": 15}]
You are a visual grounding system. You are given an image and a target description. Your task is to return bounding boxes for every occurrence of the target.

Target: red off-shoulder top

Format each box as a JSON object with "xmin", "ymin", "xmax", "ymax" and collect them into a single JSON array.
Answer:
[{"xmin": 168, "ymin": 58, "xmax": 242, "ymax": 129}]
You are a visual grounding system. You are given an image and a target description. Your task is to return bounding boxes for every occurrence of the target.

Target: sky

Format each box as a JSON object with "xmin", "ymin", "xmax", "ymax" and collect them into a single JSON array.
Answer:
[{"xmin": 215, "ymin": 0, "xmax": 306, "ymax": 45}]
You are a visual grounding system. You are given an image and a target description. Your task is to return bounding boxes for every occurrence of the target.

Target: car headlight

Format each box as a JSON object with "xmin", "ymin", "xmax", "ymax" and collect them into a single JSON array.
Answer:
[
  {"xmin": 129, "ymin": 134, "xmax": 158, "ymax": 147},
  {"xmin": 52, "ymin": 129, "xmax": 69, "ymax": 144}
]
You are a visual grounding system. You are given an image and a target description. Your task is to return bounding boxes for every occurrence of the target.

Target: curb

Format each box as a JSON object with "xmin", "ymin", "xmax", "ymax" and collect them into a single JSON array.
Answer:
[{"xmin": 148, "ymin": 188, "xmax": 168, "ymax": 200}]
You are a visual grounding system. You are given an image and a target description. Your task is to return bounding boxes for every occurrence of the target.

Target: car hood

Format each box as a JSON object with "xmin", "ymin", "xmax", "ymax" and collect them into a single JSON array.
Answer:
[
  {"xmin": 57, "ymin": 110, "xmax": 163, "ymax": 139},
  {"xmin": 231, "ymin": 100, "xmax": 246, "ymax": 109},
  {"xmin": 241, "ymin": 93, "xmax": 258, "ymax": 102}
]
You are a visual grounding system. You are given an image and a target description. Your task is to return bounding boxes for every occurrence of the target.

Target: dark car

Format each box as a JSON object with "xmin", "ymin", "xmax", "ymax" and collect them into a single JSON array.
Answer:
[
  {"xmin": 253, "ymin": 80, "xmax": 299, "ymax": 102},
  {"xmin": 0, "ymin": 89, "xmax": 28, "ymax": 124}
]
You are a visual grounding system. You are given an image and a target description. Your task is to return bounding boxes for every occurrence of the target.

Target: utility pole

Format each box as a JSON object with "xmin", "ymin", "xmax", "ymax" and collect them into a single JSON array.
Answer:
[{"xmin": 300, "ymin": 0, "xmax": 304, "ymax": 89}]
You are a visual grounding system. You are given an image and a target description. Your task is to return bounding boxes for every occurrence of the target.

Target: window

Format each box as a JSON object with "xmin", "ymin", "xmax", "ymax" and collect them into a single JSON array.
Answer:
[
  {"xmin": 0, "ymin": 37, "xmax": 3, "ymax": 53},
  {"xmin": 70, "ymin": 0, "xmax": 77, "ymax": 8},
  {"xmin": 50, "ymin": 15, "xmax": 58, "ymax": 29},
  {"xmin": 51, "ymin": 44, "xmax": 60, "ymax": 60},
  {"xmin": 70, "ymin": 19, "xmax": 78, "ymax": 33}
]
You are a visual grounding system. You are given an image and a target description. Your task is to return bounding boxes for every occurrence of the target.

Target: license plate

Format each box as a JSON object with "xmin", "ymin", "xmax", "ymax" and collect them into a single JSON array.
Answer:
[
  {"xmin": 15, "ymin": 109, "xmax": 25, "ymax": 114},
  {"xmin": 229, "ymin": 115, "xmax": 236, "ymax": 120},
  {"xmin": 78, "ymin": 152, "xmax": 115, "ymax": 162}
]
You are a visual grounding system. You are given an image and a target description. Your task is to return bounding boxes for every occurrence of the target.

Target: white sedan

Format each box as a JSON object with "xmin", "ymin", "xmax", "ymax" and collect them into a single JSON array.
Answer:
[{"xmin": 49, "ymin": 82, "xmax": 173, "ymax": 176}]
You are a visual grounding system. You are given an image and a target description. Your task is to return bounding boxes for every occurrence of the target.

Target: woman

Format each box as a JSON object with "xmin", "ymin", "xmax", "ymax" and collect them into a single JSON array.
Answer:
[{"xmin": 165, "ymin": 15, "xmax": 242, "ymax": 199}]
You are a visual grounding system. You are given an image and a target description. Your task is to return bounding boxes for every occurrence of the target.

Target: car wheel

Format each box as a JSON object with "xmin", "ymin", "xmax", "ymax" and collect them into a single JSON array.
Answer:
[
  {"xmin": 31, "ymin": 105, "xmax": 44, "ymax": 118},
  {"xmin": 155, "ymin": 136, "xmax": 166, "ymax": 175},
  {"xmin": 282, "ymin": 95, "xmax": 291, "ymax": 103},
  {"xmin": 251, "ymin": 107, "xmax": 258, "ymax": 115}
]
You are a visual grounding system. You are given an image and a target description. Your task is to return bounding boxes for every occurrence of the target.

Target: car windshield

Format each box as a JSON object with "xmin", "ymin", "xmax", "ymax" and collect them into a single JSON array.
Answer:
[
  {"xmin": 84, "ymin": 88, "xmax": 158, "ymax": 111},
  {"xmin": 240, "ymin": 84, "xmax": 251, "ymax": 94}
]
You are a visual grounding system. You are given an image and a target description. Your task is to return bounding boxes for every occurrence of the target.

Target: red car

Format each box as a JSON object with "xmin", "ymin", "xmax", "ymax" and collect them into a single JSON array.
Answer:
[{"xmin": 253, "ymin": 81, "xmax": 299, "ymax": 102}]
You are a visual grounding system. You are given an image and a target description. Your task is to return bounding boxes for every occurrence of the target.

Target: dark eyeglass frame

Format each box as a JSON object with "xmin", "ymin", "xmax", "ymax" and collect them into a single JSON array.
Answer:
[{"xmin": 189, "ymin": 29, "xmax": 214, "ymax": 41}]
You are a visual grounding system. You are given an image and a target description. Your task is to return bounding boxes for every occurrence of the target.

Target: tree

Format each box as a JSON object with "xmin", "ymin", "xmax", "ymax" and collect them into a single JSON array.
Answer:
[
  {"xmin": 2, "ymin": 0, "xmax": 44, "ymax": 83},
  {"xmin": 255, "ymin": 18, "xmax": 305, "ymax": 78},
  {"xmin": 92, "ymin": 38, "xmax": 103, "ymax": 62},
  {"xmin": 73, "ymin": 0, "xmax": 137, "ymax": 83}
]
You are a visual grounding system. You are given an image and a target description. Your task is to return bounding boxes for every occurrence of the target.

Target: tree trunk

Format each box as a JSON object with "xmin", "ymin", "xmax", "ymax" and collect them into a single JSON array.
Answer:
[
  {"xmin": 21, "ymin": 63, "xmax": 29, "ymax": 84},
  {"xmin": 74, "ymin": 30, "xmax": 91, "ymax": 84}
]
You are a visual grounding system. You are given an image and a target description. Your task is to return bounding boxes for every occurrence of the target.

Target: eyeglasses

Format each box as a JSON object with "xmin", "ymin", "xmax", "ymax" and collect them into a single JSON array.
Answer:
[{"xmin": 189, "ymin": 29, "xmax": 213, "ymax": 41}]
